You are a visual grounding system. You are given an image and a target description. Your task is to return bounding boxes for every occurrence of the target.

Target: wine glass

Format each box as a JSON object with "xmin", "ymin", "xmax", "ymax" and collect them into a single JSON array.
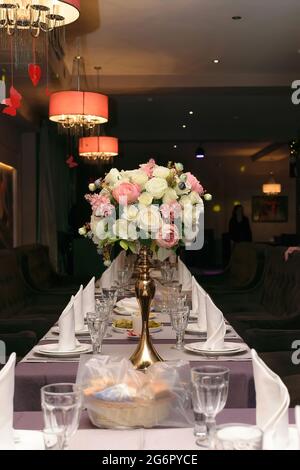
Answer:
[
  {"xmin": 41, "ymin": 383, "xmax": 82, "ymax": 450},
  {"xmin": 191, "ymin": 366, "xmax": 229, "ymax": 449},
  {"xmin": 86, "ymin": 309, "xmax": 108, "ymax": 354},
  {"xmin": 169, "ymin": 306, "xmax": 190, "ymax": 350},
  {"xmin": 117, "ymin": 270, "xmax": 128, "ymax": 297}
]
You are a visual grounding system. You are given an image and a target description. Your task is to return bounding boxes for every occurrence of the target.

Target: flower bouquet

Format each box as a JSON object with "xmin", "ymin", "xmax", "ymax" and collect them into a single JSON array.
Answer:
[{"xmin": 79, "ymin": 159, "xmax": 209, "ymax": 266}]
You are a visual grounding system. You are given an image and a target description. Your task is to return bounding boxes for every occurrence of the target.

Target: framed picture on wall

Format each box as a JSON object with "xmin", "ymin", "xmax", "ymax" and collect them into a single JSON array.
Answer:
[
  {"xmin": 252, "ymin": 196, "xmax": 288, "ymax": 223},
  {"xmin": 0, "ymin": 163, "xmax": 17, "ymax": 248}
]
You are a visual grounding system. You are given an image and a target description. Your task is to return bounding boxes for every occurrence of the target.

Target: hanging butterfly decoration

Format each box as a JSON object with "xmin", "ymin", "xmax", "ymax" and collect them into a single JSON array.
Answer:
[
  {"xmin": 1, "ymin": 86, "xmax": 22, "ymax": 116},
  {"xmin": 66, "ymin": 155, "xmax": 78, "ymax": 169}
]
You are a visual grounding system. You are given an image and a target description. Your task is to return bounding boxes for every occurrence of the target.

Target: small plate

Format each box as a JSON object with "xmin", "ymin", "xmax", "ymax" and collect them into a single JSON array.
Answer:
[
  {"xmin": 34, "ymin": 343, "xmax": 92, "ymax": 357},
  {"xmin": 184, "ymin": 341, "xmax": 247, "ymax": 356},
  {"xmin": 14, "ymin": 430, "xmax": 44, "ymax": 450},
  {"xmin": 51, "ymin": 325, "xmax": 90, "ymax": 336}
]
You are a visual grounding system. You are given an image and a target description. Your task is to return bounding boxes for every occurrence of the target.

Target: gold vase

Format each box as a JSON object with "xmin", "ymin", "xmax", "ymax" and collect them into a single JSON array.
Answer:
[{"xmin": 129, "ymin": 246, "xmax": 163, "ymax": 370}]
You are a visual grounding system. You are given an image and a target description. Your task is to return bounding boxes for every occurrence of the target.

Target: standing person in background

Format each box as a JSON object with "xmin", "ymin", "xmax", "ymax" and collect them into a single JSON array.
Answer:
[{"xmin": 229, "ymin": 204, "xmax": 252, "ymax": 243}]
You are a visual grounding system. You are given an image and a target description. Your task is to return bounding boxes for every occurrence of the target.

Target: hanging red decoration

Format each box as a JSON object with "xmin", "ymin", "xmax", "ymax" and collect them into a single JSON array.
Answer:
[
  {"xmin": 2, "ymin": 86, "xmax": 22, "ymax": 116},
  {"xmin": 28, "ymin": 64, "xmax": 42, "ymax": 87},
  {"xmin": 66, "ymin": 155, "xmax": 78, "ymax": 169}
]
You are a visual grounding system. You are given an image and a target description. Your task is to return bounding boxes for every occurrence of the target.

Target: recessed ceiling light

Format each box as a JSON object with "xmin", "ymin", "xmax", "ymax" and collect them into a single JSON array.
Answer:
[
  {"xmin": 232, "ymin": 15, "xmax": 242, "ymax": 20},
  {"xmin": 182, "ymin": 124, "xmax": 187, "ymax": 128},
  {"xmin": 213, "ymin": 59, "xmax": 220, "ymax": 64},
  {"xmin": 189, "ymin": 111, "xmax": 194, "ymax": 115},
  {"xmin": 173, "ymin": 145, "xmax": 177, "ymax": 149}
]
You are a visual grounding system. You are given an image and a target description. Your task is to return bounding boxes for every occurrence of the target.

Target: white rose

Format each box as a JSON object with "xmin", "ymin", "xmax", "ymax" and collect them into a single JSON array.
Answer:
[
  {"xmin": 78, "ymin": 226, "xmax": 87, "ymax": 236},
  {"xmin": 112, "ymin": 219, "xmax": 138, "ymax": 240},
  {"xmin": 121, "ymin": 205, "xmax": 139, "ymax": 222},
  {"xmin": 162, "ymin": 188, "xmax": 178, "ymax": 204},
  {"xmin": 153, "ymin": 166, "xmax": 170, "ymax": 179},
  {"xmin": 204, "ymin": 193, "xmax": 213, "ymax": 201},
  {"xmin": 145, "ymin": 177, "xmax": 168, "ymax": 199},
  {"xmin": 138, "ymin": 192, "xmax": 153, "ymax": 206},
  {"xmin": 88, "ymin": 183, "xmax": 96, "ymax": 192},
  {"xmin": 128, "ymin": 170, "xmax": 148, "ymax": 188},
  {"xmin": 105, "ymin": 168, "xmax": 121, "ymax": 186},
  {"xmin": 137, "ymin": 206, "xmax": 162, "ymax": 233},
  {"xmin": 95, "ymin": 219, "xmax": 110, "ymax": 240}
]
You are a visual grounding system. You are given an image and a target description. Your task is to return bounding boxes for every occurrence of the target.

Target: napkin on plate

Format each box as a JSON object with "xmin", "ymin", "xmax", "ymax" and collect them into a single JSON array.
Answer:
[
  {"xmin": 0, "ymin": 352, "xmax": 16, "ymax": 450},
  {"xmin": 202, "ymin": 295, "xmax": 226, "ymax": 350},
  {"xmin": 73, "ymin": 285, "xmax": 84, "ymax": 331},
  {"xmin": 116, "ymin": 297, "xmax": 140, "ymax": 313},
  {"xmin": 98, "ymin": 263, "xmax": 114, "ymax": 289},
  {"xmin": 82, "ymin": 277, "xmax": 95, "ymax": 318},
  {"xmin": 191, "ymin": 276, "xmax": 207, "ymax": 331},
  {"xmin": 58, "ymin": 298, "xmax": 77, "ymax": 351},
  {"xmin": 251, "ymin": 349, "xmax": 290, "ymax": 450},
  {"xmin": 178, "ymin": 257, "xmax": 192, "ymax": 291}
]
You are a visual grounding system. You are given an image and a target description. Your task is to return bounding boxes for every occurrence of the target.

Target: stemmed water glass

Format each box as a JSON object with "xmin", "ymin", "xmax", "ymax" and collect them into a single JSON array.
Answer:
[
  {"xmin": 86, "ymin": 308, "xmax": 109, "ymax": 354},
  {"xmin": 117, "ymin": 270, "xmax": 128, "ymax": 297},
  {"xmin": 41, "ymin": 383, "xmax": 82, "ymax": 450},
  {"xmin": 191, "ymin": 366, "xmax": 229, "ymax": 449},
  {"xmin": 169, "ymin": 305, "xmax": 190, "ymax": 350}
]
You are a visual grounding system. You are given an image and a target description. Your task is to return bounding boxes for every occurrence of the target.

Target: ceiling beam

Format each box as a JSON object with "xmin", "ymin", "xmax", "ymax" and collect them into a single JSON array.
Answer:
[{"xmin": 251, "ymin": 142, "xmax": 287, "ymax": 162}]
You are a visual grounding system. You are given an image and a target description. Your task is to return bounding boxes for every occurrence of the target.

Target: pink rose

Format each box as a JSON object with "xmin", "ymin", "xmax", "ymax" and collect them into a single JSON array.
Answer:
[
  {"xmin": 139, "ymin": 158, "xmax": 156, "ymax": 178},
  {"xmin": 160, "ymin": 201, "xmax": 182, "ymax": 222},
  {"xmin": 112, "ymin": 182, "xmax": 141, "ymax": 205},
  {"xmin": 186, "ymin": 172, "xmax": 204, "ymax": 194},
  {"xmin": 156, "ymin": 224, "xmax": 179, "ymax": 248}
]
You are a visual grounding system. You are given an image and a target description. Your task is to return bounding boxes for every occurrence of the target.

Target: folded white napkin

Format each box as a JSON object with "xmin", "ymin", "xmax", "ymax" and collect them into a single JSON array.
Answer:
[
  {"xmin": 82, "ymin": 277, "xmax": 95, "ymax": 318},
  {"xmin": 178, "ymin": 257, "xmax": 192, "ymax": 291},
  {"xmin": 191, "ymin": 276, "xmax": 207, "ymax": 331},
  {"xmin": 251, "ymin": 349, "xmax": 290, "ymax": 450},
  {"xmin": 203, "ymin": 295, "xmax": 226, "ymax": 350},
  {"xmin": 98, "ymin": 263, "xmax": 114, "ymax": 289},
  {"xmin": 0, "ymin": 352, "xmax": 16, "ymax": 450},
  {"xmin": 116, "ymin": 297, "xmax": 139, "ymax": 313},
  {"xmin": 73, "ymin": 285, "xmax": 84, "ymax": 331},
  {"xmin": 296, "ymin": 406, "xmax": 300, "ymax": 447},
  {"xmin": 58, "ymin": 299, "xmax": 77, "ymax": 351}
]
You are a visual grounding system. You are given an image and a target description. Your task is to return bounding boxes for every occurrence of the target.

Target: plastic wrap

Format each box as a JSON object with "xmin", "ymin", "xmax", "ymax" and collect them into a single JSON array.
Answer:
[{"xmin": 76, "ymin": 355, "xmax": 194, "ymax": 429}]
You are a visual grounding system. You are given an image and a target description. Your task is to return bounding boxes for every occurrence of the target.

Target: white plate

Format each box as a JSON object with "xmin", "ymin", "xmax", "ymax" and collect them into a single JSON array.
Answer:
[
  {"xmin": 14, "ymin": 430, "xmax": 44, "ymax": 450},
  {"xmin": 184, "ymin": 342, "xmax": 247, "ymax": 356},
  {"xmin": 51, "ymin": 325, "xmax": 90, "ymax": 336},
  {"xmin": 35, "ymin": 343, "xmax": 92, "ymax": 357},
  {"xmin": 112, "ymin": 325, "xmax": 162, "ymax": 334},
  {"xmin": 114, "ymin": 307, "xmax": 157, "ymax": 318}
]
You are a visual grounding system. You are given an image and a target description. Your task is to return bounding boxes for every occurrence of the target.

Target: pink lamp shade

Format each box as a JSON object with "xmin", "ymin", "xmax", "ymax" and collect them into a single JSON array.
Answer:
[
  {"xmin": 49, "ymin": 91, "xmax": 108, "ymax": 126},
  {"xmin": 56, "ymin": 1, "xmax": 80, "ymax": 25},
  {"xmin": 79, "ymin": 136, "xmax": 119, "ymax": 159}
]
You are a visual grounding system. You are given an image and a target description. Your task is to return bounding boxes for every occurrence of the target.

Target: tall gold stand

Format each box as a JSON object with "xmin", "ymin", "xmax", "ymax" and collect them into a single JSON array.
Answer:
[{"xmin": 129, "ymin": 246, "xmax": 163, "ymax": 370}]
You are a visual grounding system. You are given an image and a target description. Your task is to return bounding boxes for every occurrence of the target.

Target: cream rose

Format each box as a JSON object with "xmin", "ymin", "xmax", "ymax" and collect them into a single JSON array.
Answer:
[
  {"xmin": 162, "ymin": 188, "xmax": 178, "ymax": 204},
  {"xmin": 138, "ymin": 192, "xmax": 153, "ymax": 206},
  {"xmin": 112, "ymin": 219, "xmax": 138, "ymax": 240},
  {"xmin": 153, "ymin": 166, "xmax": 170, "ymax": 179},
  {"xmin": 137, "ymin": 206, "xmax": 162, "ymax": 233},
  {"xmin": 145, "ymin": 177, "xmax": 168, "ymax": 199},
  {"xmin": 121, "ymin": 205, "xmax": 139, "ymax": 222},
  {"xmin": 105, "ymin": 168, "xmax": 121, "ymax": 186},
  {"xmin": 128, "ymin": 170, "xmax": 149, "ymax": 188},
  {"xmin": 95, "ymin": 219, "xmax": 110, "ymax": 240}
]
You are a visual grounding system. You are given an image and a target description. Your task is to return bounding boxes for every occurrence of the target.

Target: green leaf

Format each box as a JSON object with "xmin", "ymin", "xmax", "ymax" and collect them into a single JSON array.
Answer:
[{"xmin": 120, "ymin": 240, "xmax": 129, "ymax": 251}]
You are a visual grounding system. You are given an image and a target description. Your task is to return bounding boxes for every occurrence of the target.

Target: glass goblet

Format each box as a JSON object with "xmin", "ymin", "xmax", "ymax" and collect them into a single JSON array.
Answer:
[
  {"xmin": 86, "ymin": 310, "xmax": 108, "ymax": 354},
  {"xmin": 191, "ymin": 366, "xmax": 229, "ymax": 449},
  {"xmin": 169, "ymin": 306, "xmax": 190, "ymax": 350},
  {"xmin": 41, "ymin": 383, "xmax": 82, "ymax": 450}
]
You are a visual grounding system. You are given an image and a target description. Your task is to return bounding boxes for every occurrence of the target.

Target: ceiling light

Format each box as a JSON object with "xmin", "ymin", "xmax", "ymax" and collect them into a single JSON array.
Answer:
[
  {"xmin": 182, "ymin": 124, "xmax": 187, "ymax": 128},
  {"xmin": 79, "ymin": 136, "xmax": 118, "ymax": 161},
  {"xmin": 189, "ymin": 111, "xmax": 194, "ymax": 115},
  {"xmin": 262, "ymin": 172, "xmax": 281, "ymax": 195},
  {"xmin": 173, "ymin": 145, "xmax": 177, "ymax": 149},
  {"xmin": 195, "ymin": 146, "xmax": 205, "ymax": 159},
  {"xmin": 213, "ymin": 59, "xmax": 220, "ymax": 64}
]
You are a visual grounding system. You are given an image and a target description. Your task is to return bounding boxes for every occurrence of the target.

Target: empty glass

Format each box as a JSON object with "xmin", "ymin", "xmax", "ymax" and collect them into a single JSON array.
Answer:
[
  {"xmin": 215, "ymin": 424, "xmax": 263, "ymax": 450},
  {"xmin": 41, "ymin": 383, "xmax": 82, "ymax": 450},
  {"xmin": 86, "ymin": 310, "xmax": 108, "ymax": 354},
  {"xmin": 191, "ymin": 366, "xmax": 229, "ymax": 449},
  {"xmin": 117, "ymin": 270, "xmax": 128, "ymax": 297},
  {"xmin": 169, "ymin": 306, "xmax": 190, "ymax": 350}
]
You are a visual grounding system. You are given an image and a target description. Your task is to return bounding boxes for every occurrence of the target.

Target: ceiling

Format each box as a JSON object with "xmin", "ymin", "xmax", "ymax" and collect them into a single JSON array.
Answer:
[{"xmin": 2, "ymin": 0, "xmax": 300, "ymax": 161}]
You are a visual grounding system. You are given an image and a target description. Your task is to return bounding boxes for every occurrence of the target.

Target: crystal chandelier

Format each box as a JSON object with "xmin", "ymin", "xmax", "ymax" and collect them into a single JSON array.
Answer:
[{"xmin": 0, "ymin": 0, "xmax": 80, "ymax": 36}]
